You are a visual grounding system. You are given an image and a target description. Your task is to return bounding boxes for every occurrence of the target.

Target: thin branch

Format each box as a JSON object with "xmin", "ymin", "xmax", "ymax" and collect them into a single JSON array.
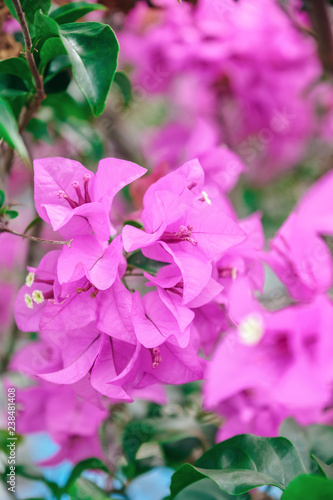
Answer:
[
  {"xmin": 3, "ymin": 0, "xmax": 46, "ymax": 173},
  {"xmin": 306, "ymin": 0, "xmax": 333, "ymax": 74},
  {"xmin": 1, "ymin": 226, "xmax": 72, "ymax": 247}
]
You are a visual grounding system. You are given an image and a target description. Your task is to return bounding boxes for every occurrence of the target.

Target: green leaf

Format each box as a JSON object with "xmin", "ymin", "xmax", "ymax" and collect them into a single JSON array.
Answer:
[
  {"xmin": 5, "ymin": 210, "xmax": 19, "ymax": 219},
  {"xmin": 65, "ymin": 457, "xmax": 109, "ymax": 491},
  {"xmin": 0, "ymin": 89, "xmax": 29, "ymax": 119},
  {"xmin": 114, "ymin": 71, "xmax": 132, "ymax": 106},
  {"xmin": 33, "ymin": 11, "xmax": 60, "ymax": 47},
  {"xmin": 43, "ymin": 91, "xmax": 91, "ymax": 120},
  {"xmin": 312, "ymin": 455, "xmax": 333, "ymax": 480},
  {"xmin": 59, "ymin": 22, "xmax": 119, "ymax": 116},
  {"xmin": 4, "ymin": 0, "xmax": 18, "ymax": 20},
  {"xmin": 67, "ymin": 477, "xmax": 110, "ymax": 500},
  {"xmin": 50, "ymin": 2, "xmax": 106, "ymax": 24},
  {"xmin": 0, "ymin": 58, "xmax": 34, "ymax": 89},
  {"xmin": 122, "ymin": 421, "xmax": 156, "ymax": 463},
  {"xmin": 169, "ymin": 434, "xmax": 308, "ymax": 498},
  {"xmin": 21, "ymin": 0, "xmax": 51, "ymax": 37},
  {"xmin": 0, "ymin": 429, "xmax": 23, "ymax": 452},
  {"xmin": 127, "ymin": 250, "xmax": 167, "ymax": 275},
  {"xmin": 174, "ymin": 478, "xmax": 250, "ymax": 500},
  {"xmin": 43, "ymin": 55, "xmax": 71, "ymax": 93},
  {"xmin": 0, "ymin": 191, "xmax": 5, "ymax": 208},
  {"xmin": 0, "ymin": 97, "xmax": 31, "ymax": 167},
  {"xmin": 123, "ymin": 220, "xmax": 144, "ymax": 229},
  {"xmin": 280, "ymin": 419, "xmax": 333, "ymax": 472},
  {"xmin": 26, "ymin": 118, "xmax": 52, "ymax": 143},
  {"xmin": 24, "ymin": 216, "xmax": 42, "ymax": 234},
  {"xmin": 281, "ymin": 475, "xmax": 333, "ymax": 499},
  {"xmin": 39, "ymin": 37, "xmax": 67, "ymax": 73}
]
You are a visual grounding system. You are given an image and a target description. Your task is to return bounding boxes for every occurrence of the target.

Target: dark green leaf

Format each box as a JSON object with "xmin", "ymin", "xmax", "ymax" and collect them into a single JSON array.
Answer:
[
  {"xmin": 174, "ymin": 478, "xmax": 250, "ymax": 500},
  {"xmin": 43, "ymin": 92, "xmax": 91, "ymax": 120},
  {"xmin": 21, "ymin": 0, "xmax": 51, "ymax": 37},
  {"xmin": 6, "ymin": 210, "xmax": 19, "ymax": 219},
  {"xmin": 67, "ymin": 477, "xmax": 110, "ymax": 500},
  {"xmin": 4, "ymin": 0, "xmax": 18, "ymax": 20},
  {"xmin": 39, "ymin": 37, "xmax": 67, "ymax": 73},
  {"xmin": 0, "ymin": 89, "xmax": 29, "ymax": 119},
  {"xmin": 281, "ymin": 475, "xmax": 333, "ymax": 499},
  {"xmin": 43, "ymin": 55, "xmax": 71, "ymax": 93},
  {"xmin": 122, "ymin": 421, "xmax": 156, "ymax": 463},
  {"xmin": 0, "ymin": 191, "xmax": 5, "ymax": 208},
  {"xmin": 50, "ymin": 2, "xmax": 106, "ymax": 24},
  {"xmin": 312, "ymin": 455, "xmax": 333, "ymax": 480},
  {"xmin": 127, "ymin": 250, "xmax": 167, "ymax": 275},
  {"xmin": 0, "ymin": 97, "xmax": 31, "ymax": 167},
  {"xmin": 33, "ymin": 11, "xmax": 59, "ymax": 46},
  {"xmin": 169, "ymin": 434, "xmax": 308, "ymax": 498},
  {"xmin": 59, "ymin": 22, "xmax": 119, "ymax": 116},
  {"xmin": 0, "ymin": 58, "xmax": 34, "ymax": 89},
  {"xmin": 65, "ymin": 457, "xmax": 109, "ymax": 491},
  {"xmin": 123, "ymin": 220, "xmax": 144, "ymax": 229},
  {"xmin": 26, "ymin": 118, "xmax": 52, "ymax": 143},
  {"xmin": 114, "ymin": 71, "xmax": 132, "ymax": 106},
  {"xmin": 280, "ymin": 419, "xmax": 333, "ymax": 472}
]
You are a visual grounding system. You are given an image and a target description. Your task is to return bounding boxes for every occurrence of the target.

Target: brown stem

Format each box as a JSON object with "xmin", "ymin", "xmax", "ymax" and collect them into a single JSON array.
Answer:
[
  {"xmin": 3, "ymin": 0, "xmax": 46, "ymax": 173},
  {"xmin": 306, "ymin": 0, "xmax": 333, "ymax": 74},
  {"xmin": 1, "ymin": 226, "xmax": 72, "ymax": 247}
]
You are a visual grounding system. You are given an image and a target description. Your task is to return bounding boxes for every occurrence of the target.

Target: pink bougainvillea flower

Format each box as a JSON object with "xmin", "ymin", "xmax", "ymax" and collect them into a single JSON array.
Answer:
[
  {"xmin": 123, "ymin": 161, "xmax": 245, "ymax": 303},
  {"xmin": 266, "ymin": 213, "xmax": 333, "ymax": 302},
  {"xmin": 216, "ymin": 212, "xmax": 265, "ymax": 304},
  {"xmin": 204, "ymin": 278, "xmax": 333, "ymax": 439},
  {"xmin": 16, "ymin": 381, "xmax": 107, "ymax": 465},
  {"xmin": 14, "ymin": 250, "xmax": 60, "ymax": 332},
  {"xmin": 34, "ymin": 157, "xmax": 147, "ymax": 240},
  {"xmin": 14, "ymin": 250, "xmax": 98, "ymax": 334},
  {"xmin": 57, "ymin": 234, "xmax": 124, "ymax": 291}
]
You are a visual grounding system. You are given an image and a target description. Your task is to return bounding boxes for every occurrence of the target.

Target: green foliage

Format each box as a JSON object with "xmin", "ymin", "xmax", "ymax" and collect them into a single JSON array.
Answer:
[
  {"xmin": 169, "ymin": 434, "xmax": 308, "ymax": 498},
  {"xmin": 114, "ymin": 71, "xmax": 132, "ymax": 106},
  {"xmin": 0, "ymin": 58, "xmax": 34, "ymax": 88},
  {"xmin": 67, "ymin": 477, "xmax": 111, "ymax": 500},
  {"xmin": 281, "ymin": 475, "xmax": 333, "ymax": 499},
  {"xmin": 26, "ymin": 118, "xmax": 52, "ymax": 143},
  {"xmin": 59, "ymin": 22, "xmax": 119, "ymax": 116},
  {"xmin": 34, "ymin": 12, "xmax": 119, "ymax": 115},
  {"xmin": 49, "ymin": 2, "xmax": 106, "ymax": 25},
  {"xmin": 127, "ymin": 249, "xmax": 167, "ymax": 275},
  {"xmin": 64, "ymin": 457, "xmax": 110, "ymax": 491},
  {"xmin": 0, "ymin": 96, "xmax": 31, "ymax": 166},
  {"xmin": 0, "ymin": 191, "xmax": 5, "ymax": 208},
  {"xmin": 174, "ymin": 478, "xmax": 250, "ymax": 500},
  {"xmin": 279, "ymin": 418, "xmax": 333, "ymax": 473}
]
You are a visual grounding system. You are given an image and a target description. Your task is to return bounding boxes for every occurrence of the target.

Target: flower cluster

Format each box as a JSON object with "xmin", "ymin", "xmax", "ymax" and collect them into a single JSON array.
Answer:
[
  {"xmin": 118, "ymin": 0, "xmax": 332, "ymax": 183},
  {"xmin": 204, "ymin": 169, "xmax": 333, "ymax": 439},
  {"xmin": 12, "ymin": 155, "xmax": 247, "ymax": 462}
]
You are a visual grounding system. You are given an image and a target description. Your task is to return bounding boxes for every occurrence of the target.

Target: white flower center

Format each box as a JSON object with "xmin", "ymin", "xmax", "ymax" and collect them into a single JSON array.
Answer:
[
  {"xmin": 25, "ymin": 272, "xmax": 35, "ymax": 288},
  {"xmin": 32, "ymin": 290, "xmax": 44, "ymax": 305},
  {"xmin": 24, "ymin": 294, "xmax": 33, "ymax": 309},
  {"xmin": 238, "ymin": 312, "xmax": 264, "ymax": 345}
]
